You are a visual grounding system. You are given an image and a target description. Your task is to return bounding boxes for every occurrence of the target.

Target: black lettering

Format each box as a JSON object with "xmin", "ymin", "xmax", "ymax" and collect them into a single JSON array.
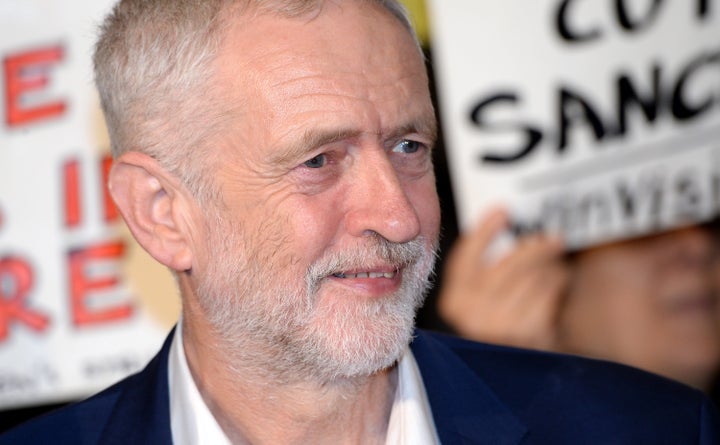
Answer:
[
  {"xmin": 675, "ymin": 171, "xmax": 703, "ymax": 220},
  {"xmin": 617, "ymin": 181, "xmax": 639, "ymax": 220},
  {"xmin": 671, "ymin": 51, "xmax": 720, "ymax": 120},
  {"xmin": 534, "ymin": 198, "xmax": 573, "ymax": 237},
  {"xmin": 617, "ymin": 65, "xmax": 662, "ymax": 135},
  {"xmin": 558, "ymin": 87, "xmax": 608, "ymax": 151},
  {"xmin": 469, "ymin": 93, "xmax": 543, "ymax": 164},
  {"xmin": 647, "ymin": 176, "xmax": 665, "ymax": 231},
  {"xmin": 698, "ymin": 0, "xmax": 710, "ymax": 19},
  {"xmin": 573, "ymin": 192, "xmax": 612, "ymax": 235},
  {"xmin": 555, "ymin": 0, "xmax": 602, "ymax": 43},
  {"xmin": 617, "ymin": 174, "xmax": 665, "ymax": 230},
  {"xmin": 509, "ymin": 219, "xmax": 543, "ymax": 237},
  {"xmin": 509, "ymin": 198, "xmax": 568, "ymax": 237},
  {"xmin": 712, "ymin": 167, "xmax": 720, "ymax": 215},
  {"xmin": 615, "ymin": 0, "xmax": 664, "ymax": 32}
]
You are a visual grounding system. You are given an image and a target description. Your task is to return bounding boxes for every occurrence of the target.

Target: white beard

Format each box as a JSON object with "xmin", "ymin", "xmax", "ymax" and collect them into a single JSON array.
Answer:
[{"xmin": 195, "ymin": 215, "xmax": 437, "ymax": 384}]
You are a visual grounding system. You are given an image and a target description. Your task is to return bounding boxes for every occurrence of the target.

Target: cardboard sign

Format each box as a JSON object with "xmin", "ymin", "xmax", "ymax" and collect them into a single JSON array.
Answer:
[
  {"xmin": 428, "ymin": 0, "xmax": 720, "ymax": 248},
  {"xmin": 0, "ymin": 0, "xmax": 175, "ymax": 409}
]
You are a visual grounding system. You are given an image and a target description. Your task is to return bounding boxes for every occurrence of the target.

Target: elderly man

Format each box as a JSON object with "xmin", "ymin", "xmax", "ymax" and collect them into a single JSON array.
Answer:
[{"xmin": 1, "ymin": 1, "xmax": 719, "ymax": 444}]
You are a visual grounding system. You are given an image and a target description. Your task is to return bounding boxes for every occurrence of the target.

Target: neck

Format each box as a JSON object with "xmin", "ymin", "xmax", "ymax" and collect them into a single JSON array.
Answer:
[{"xmin": 180, "ymin": 313, "xmax": 399, "ymax": 445}]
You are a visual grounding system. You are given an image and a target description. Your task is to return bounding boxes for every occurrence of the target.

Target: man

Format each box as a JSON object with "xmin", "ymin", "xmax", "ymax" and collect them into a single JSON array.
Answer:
[{"xmin": 1, "ymin": 1, "xmax": 718, "ymax": 444}]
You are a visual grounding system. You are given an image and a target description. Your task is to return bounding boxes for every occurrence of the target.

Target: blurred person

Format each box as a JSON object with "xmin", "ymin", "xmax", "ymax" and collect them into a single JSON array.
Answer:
[
  {"xmin": 440, "ymin": 208, "xmax": 720, "ymax": 393},
  {"xmin": 1, "ymin": 1, "xmax": 719, "ymax": 444}
]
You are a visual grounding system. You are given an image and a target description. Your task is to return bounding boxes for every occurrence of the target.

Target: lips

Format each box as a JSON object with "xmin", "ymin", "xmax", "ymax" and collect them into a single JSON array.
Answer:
[{"xmin": 326, "ymin": 266, "xmax": 403, "ymax": 297}]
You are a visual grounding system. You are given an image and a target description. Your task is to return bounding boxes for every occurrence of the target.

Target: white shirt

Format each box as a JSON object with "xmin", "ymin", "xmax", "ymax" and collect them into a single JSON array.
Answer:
[{"xmin": 168, "ymin": 323, "xmax": 440, "ymax": 444}]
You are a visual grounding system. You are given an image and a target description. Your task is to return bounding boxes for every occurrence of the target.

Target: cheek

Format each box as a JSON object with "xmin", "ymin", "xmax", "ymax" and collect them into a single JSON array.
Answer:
[
  {"xmin": 234, "ymin": 198, "xmax": 306, "ymax": 273},
  {"xmin": 281, "ymin": 197, "xmax": 346, "ymax": 263}
]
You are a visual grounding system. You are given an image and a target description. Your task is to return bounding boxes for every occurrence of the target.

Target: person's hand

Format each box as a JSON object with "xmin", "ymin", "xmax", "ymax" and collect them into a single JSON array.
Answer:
[{"xmin": 438, "ymin": 208, "xmax": 569, "ymax": 351}]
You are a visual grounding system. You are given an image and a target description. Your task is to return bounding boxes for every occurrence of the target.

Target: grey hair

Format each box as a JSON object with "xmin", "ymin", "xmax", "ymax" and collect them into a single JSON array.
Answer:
[{"xmin": 93, "ymin": 0, "xmax": 419, "ymax": 201}]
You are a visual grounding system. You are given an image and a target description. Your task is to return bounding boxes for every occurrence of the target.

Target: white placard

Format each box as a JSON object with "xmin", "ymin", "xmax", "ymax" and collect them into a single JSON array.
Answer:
[
  {"xmin": 429, "ymin": 0, "xmax": 720, "ymax": 248},
  {"xmin": 0, "ymin": 0, "xmax": 172, "ymax": 409}
]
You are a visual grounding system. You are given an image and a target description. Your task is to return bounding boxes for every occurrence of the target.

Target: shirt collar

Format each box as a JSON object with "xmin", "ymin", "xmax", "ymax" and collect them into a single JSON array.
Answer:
[
  {"xmin": 168, "ymin": 322, "xmax": 439, "ymax": 444},
  {"xmin": 385, "ymin": 346, "xmax": 441, "ymax": 445},
  {"xmin": 168, "ymin": 321, "xmax": 231, "ymax": 445}
]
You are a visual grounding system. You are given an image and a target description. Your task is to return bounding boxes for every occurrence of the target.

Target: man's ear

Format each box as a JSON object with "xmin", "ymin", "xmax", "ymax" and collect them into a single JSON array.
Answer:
[{"xmin": 108, "ymin": 151, "xmax": 195, "ymax": 272}]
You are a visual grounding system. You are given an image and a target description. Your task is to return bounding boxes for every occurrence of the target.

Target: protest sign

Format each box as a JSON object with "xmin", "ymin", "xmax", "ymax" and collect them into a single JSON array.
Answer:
[
  {"xmin": 428, "ymin": 0, "xmax": 720, "ymax": 248},
  {"xmin": 0, "ymin": 0, "xmax": 176, "ymax": 409}
]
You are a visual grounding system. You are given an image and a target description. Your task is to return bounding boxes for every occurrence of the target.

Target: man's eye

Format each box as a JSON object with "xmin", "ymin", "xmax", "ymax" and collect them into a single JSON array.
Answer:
[
  {"xmin": 303, "ymin": 154, "xmax": 326, "ymax": 168},
  {"xmin": 392, "ymin": 140, "xmax": 422, "ymax": 154}
]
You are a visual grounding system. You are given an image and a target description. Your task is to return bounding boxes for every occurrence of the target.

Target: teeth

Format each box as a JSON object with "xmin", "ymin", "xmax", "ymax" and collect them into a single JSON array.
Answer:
[{"xmin": 333, "ymin": 271, "xmax": 396, "ymax": 279}]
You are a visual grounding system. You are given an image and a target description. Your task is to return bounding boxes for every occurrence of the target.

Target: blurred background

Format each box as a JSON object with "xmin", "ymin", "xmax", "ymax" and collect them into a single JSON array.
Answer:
[{"xmin": 2, "ymin": 0, "xmax": 719, "ymax": 431}]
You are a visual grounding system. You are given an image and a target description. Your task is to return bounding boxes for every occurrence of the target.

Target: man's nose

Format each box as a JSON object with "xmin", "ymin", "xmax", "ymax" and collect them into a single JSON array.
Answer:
[{"xmin": 344, "ymin": 151, "xmax": 421, "ymax": 244}]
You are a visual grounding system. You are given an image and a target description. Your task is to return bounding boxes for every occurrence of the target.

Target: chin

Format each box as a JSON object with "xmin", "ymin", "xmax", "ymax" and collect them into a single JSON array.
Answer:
[{"xmin": 294, "ymin": 292, "xmax": 420, "ymax": 381}]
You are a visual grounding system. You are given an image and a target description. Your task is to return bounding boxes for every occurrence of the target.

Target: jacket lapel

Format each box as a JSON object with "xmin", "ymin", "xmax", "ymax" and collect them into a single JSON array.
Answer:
[
  {"xmin": 98, "ymin": 328, "xmax": 175, "ymax": 444},
  {"xmin": 411, "ymin": 330, "xmax": 528, "ymax": 445},
  {"xmin": 90, "ymin": 328, "xmax": 527, "ymax": 444}
]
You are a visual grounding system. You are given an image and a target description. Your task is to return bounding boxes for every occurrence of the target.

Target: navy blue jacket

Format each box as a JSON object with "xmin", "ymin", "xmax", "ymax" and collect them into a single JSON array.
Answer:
[{"xmin": 2, "ymin": 329, "xmax": 719, "ymax": 444}]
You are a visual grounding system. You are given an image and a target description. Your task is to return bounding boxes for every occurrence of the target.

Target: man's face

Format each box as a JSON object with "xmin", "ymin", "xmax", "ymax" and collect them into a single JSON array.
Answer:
[
  {"xmin": 561, "ymin": 227, "xmax": 720, "ymax": 389},
  {"xmin": 189, "ymin": 3, "xmax": 440, "ymax": 382}
]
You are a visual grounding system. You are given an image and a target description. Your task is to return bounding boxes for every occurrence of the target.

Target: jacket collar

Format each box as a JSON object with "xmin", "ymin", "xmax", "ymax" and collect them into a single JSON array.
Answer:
[
  {"xmin": 94, "ymin": 328, "xmax": 527, "ymax": 444},
  {"xmin": 410, "ymin": 330, "xmax": 528, "ymax": 445},
  {"xmin": 99, "ymin": 327, "xmax": 175, "ymax": 445}
]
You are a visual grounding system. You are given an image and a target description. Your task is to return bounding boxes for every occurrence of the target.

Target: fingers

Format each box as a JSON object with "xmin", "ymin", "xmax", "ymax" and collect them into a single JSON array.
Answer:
[
  {"xmin": 442, "ymin": 254, "xmax": 569, "ymax": 349},
  {"xmin": 439, "ymin": 210, "xmax": 569, "ymax": 352},
  {"xmin": 490, "ymin": 233, "xmax": 565, "ymax": 284},
  {"xmin": 495, "ymin": 259, "xmax": 569, "ymax": 349},
  {"xmin": 466, "ymin": 207, "xmax": 510, "ymax": 259},
  {"xmin": 447, "ymin": 207, "xmax": 509, "ymax": 274}
]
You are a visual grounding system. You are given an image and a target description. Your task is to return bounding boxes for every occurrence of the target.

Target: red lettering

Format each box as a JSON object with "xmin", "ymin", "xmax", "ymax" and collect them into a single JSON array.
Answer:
[
  {"xmin": 64, "ymin": 159, "xmax": 82, "ymax": 228},
  {"xmin": 65, "ymin": 156, "xmax": 120, "ymax": 227},
  {"xmin": 4, "ymin": 46, "xmax": 66, "ymax": 127},
  {"xmin": 68, "ymin": 241, "xmax": 133, "ymax": 326},
  {"xmin": 0, "ymin": 256, "xmax": 49, "ymax": 341}
]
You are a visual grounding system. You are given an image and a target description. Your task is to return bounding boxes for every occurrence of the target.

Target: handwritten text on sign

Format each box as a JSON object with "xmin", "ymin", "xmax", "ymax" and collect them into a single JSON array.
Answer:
[{"xmin": 429, "ymin": 0, "xmax": 720, "ymax": 248}]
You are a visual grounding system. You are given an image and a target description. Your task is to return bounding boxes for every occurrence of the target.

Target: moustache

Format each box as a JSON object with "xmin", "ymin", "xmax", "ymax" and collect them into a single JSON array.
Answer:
[{"xmin": 305, "ymin": 236, "xmax": 427, "ymax": 291}]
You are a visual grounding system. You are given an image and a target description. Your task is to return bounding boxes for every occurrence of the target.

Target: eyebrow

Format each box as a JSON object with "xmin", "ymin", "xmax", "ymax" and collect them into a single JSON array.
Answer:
[
  {"xmin": 388, "ymin": 116, "xmax": 438, "ymax": 146},
  {"xmin": 270, "ymin": 114, "xmax": 438, "ymax": 166},
  {"xmin": 270, "ymin": 127, "xmax": 363, "ymax": 166}
]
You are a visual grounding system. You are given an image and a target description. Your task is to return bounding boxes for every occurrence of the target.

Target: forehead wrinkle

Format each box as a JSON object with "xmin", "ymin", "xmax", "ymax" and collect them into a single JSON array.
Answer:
[{"xmin": 266, "ymin": 67, "xmax": 373, "ymax": 106}]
